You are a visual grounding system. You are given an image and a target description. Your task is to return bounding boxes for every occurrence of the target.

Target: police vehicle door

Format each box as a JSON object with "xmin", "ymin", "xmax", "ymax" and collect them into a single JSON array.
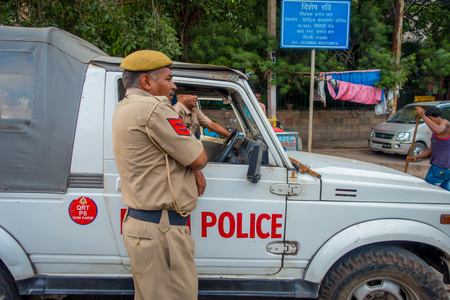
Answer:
[
  {"xmin": 104, "ymin": 74, "xmax": 288, "ymax": 275},
  {"xmin": 184, "ymin": 81, "xmax": 287, "ymax": 276}
]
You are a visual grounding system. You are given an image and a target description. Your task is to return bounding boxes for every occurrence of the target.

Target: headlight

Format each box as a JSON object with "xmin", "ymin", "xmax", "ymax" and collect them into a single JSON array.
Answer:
[
  {"xmin": 396, "ymin": 132, "xmax": 410, "ymax": 141},
  {"xmin": 370, "ymin": 129, "xmax": 375, "ymax": 137}
]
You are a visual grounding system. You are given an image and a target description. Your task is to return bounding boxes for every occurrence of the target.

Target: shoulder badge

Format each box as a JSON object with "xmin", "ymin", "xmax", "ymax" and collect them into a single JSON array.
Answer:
[{"xmin": 167, "ymin": 116, "xmax": 190, "ymax": 136}]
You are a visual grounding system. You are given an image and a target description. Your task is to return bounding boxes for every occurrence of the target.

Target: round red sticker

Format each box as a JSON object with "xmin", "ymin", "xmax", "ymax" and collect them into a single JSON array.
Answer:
[{"xmin": 68, "ymin": 197, "xmax": 98, "ymax": 225}]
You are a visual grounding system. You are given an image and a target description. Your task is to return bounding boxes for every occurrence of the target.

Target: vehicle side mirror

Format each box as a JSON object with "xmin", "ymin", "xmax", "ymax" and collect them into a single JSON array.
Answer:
[{"xmin": 247, "ymin": 140, "xmax": 263, "ymax": 183}]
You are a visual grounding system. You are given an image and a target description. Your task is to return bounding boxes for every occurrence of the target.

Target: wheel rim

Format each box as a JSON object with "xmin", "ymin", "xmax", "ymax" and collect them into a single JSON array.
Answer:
[
  {"xmin": 412, "ymin": 144, "xmax": 425, "ymax": 156},
  {"xmin": 348, "ymin": 278, "xmax": 421, "ymax": 300}
]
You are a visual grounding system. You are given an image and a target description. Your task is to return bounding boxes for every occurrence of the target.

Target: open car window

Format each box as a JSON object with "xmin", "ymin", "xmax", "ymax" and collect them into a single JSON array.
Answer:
[{"xmin": 174, "ymin": 82, "xmax": 269, "ymax": 165}]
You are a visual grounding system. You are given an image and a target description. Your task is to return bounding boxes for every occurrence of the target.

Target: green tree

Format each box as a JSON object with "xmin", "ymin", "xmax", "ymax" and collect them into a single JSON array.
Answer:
[
  {"xmin": 1, "ymin": 0, "xmax": 448, "ymax": 103},
  {"xmin": 0, "ymin": 0, "xmax": 182, "ymax": 58}
]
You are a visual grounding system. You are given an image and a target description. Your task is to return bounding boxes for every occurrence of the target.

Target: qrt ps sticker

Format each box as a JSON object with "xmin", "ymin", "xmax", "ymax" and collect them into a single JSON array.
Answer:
[{"xmin": 69, "ymin": 197, "xmax": 98, "ymax": 225}]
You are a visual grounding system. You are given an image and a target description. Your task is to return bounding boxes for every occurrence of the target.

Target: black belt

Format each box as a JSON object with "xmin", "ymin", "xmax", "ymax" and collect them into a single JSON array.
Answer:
[{"xmin": 128, "ymin": 208, "xmax": 189, "ymax": 226}]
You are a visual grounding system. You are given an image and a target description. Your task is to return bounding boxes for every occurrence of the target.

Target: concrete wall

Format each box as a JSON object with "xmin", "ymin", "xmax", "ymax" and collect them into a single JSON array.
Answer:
[{"xmin": 204, "ymin": 109, "xmax": 388, "ymax": 142}]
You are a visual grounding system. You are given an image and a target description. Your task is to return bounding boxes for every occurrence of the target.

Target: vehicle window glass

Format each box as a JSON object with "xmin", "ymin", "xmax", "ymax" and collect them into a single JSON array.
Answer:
[
  {"xmin": 388, "ymin": 105, "xmax": 433, "ymax": 124},
  {"xmin": 232, "ymin": 91, "xmax": 263, "ymax": 140},
  {"xmin": 0, "ymin": 52, "xmax": 34, "ymax": 131},
  {"xmin": 441, "ymin": 107, "xmax": 450, "ymax": 121}
]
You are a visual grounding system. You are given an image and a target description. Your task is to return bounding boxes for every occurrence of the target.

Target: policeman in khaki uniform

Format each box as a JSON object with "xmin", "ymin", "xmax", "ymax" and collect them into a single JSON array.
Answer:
[
  {"xmin": 174, "ymin": 94, "xmax": 230, "ymax": 138},
  {"xmin": 112, "ymin": 50, "xmax": 207, "ymax": 300}
]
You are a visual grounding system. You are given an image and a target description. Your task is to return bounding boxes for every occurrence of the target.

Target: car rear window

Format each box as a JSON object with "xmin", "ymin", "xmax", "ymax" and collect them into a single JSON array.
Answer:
[{"xmin": 0, "ymin": 51, "xmax": 34, "ymax": 132}]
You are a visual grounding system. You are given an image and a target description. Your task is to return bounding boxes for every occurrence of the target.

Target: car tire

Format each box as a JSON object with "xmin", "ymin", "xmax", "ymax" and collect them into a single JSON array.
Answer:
[
  {"xmin": 318, "ymin": 244, "xmax": 449, "ymax": 300},
  {"xmin": 411, "ymin": 142, "xmax": 426, "ymax": 156},
  {"xmin": 0, "ymin": 260, "xmax": 21, "ymax": 300},
  {"xmin": 371, "ymin": 149, "xmax": 383, "ymax": 154}
]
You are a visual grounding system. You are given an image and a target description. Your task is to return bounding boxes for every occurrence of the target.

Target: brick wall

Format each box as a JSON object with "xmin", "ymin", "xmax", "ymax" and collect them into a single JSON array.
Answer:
[{"xmin": 204, "ymin": 109, "xmax": 388, "ymax": 142}]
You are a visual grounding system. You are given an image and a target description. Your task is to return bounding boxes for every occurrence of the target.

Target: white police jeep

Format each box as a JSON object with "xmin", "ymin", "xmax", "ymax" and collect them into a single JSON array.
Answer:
[{"xmin": 0, "ymin": 26, "xmax": 449, "ymax": 300}]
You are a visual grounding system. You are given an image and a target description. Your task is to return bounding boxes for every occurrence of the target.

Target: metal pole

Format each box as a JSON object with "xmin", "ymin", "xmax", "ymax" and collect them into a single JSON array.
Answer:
[
  {"xmin": 267, "ymin": 0, "xmax": 277, "ymax": 120},
  {"xmin": 404, "ymin": 115, "xmax": 420, "ymax": 173},
  {"xmin": 308, "ymin": 49, "xmax": 316, "ymax": 152}
]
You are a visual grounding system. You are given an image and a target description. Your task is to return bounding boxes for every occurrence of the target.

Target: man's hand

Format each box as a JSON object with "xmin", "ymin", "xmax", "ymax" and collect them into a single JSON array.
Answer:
[
  {"xmin": 194, "ymin": 169, "xmax": 206, "ymax": 197},
  {"xmin": 415, "ymin": 106, "xmax": 425, "ymax": 118},
  {"xmin": 405, "ymin": 156, "xmax": 416, "ymax": 163},
  {"xmin": 208, "ymin": 122, "xmax": 231, "ymax": 138}
]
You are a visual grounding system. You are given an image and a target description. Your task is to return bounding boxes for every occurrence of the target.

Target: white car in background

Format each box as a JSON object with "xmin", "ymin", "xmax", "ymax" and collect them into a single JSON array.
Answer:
[{"xmin": 369, "ymin": 101, "xmax": 450, "ymax": 155}]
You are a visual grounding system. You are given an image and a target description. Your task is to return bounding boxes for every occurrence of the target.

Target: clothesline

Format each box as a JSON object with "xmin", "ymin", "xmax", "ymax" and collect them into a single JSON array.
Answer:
[{"xmin": 292, "ymin": 69, "xmax": 393, "ymax": 114}]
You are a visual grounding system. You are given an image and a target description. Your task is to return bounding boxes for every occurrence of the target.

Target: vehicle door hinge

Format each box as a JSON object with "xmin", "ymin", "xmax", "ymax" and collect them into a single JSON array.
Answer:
[
  {"xmin": 267, "ymin": 241, "xmax": 299, "ymax": 255},
  {"xmin": 270, "ymin": 183, "xmax": 302, "ymax": 196}
]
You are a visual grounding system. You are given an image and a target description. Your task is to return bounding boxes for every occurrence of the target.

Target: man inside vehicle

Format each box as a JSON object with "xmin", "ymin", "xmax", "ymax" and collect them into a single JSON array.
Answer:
[{"xmin": 174, "ymin": 93, "xmax": 231, "ymax": 138}]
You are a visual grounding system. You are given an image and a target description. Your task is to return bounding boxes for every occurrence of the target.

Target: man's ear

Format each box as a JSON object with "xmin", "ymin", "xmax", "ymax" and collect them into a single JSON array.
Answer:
[{"xmin": 139, "ymin": 74, "xmax": 152, "ymax": 91}]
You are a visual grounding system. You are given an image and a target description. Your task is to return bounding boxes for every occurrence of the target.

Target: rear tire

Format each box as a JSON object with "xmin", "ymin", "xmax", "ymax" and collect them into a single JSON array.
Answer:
[
  {"xmin": 319, "ymin": 244, "xmax": 449, "ymax": 300},
  {"xmin": 0, "ymin": 260, "xmax": 21, "ymax": 300}
]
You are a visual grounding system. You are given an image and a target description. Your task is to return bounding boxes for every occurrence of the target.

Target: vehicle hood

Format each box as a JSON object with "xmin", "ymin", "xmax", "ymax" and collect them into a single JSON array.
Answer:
[
  {"xmin": 286, "ymin": 151, "xmax": 449, "ymax": 204},
  {"xmin": 373, "ymin": 121, "xmax": 416, "ymax": 133}
]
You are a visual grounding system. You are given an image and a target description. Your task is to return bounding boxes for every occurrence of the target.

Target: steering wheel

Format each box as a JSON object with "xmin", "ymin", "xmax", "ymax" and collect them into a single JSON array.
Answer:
[{"xmin": 213, "ymin": 129, "xmax": 239, "ymax": 162}]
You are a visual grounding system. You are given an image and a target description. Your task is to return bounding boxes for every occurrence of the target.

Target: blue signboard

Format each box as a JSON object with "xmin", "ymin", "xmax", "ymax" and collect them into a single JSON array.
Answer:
[{"xmin": 281, "ymin": 0, "xmax": 351, "ymax": 49}]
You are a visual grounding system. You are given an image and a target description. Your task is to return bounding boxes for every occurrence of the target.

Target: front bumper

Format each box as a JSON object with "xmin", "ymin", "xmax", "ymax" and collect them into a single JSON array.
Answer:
[{"xmin": 368, "ymin": 137, "xmax": 411, "ymax": 155}]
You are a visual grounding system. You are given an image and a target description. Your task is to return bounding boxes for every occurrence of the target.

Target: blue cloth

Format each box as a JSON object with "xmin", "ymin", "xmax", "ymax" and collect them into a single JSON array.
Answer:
[
  {"xmin": 204, "ymin": 128, "xmax": 219, "ymax": 138},
  {"xmin": 425, "ymin": 165, "xmax": 450, "ymax": 191},
  {"xmin": 327, "ymin": 70, "xmax": 381, "ymax": 86}
]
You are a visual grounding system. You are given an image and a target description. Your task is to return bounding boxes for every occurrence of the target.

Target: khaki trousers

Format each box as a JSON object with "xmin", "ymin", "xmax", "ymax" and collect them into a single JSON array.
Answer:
[{"xmin": 123, "ymin": 210, "xmax": 198, "ymax": 300}]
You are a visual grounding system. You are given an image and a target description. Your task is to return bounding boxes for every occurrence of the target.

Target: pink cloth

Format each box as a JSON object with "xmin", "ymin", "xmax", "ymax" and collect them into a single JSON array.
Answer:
[{"xmin": 327, "ymin": 80, "xmax": 383, "ymax": 104}]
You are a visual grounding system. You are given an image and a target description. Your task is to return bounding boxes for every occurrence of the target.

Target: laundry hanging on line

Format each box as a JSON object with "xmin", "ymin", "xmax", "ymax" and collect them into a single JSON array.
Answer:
[
  {"xmin": 327, "ymin": 80, "xmax": 384, "ymax": 105},
  {"xmin": 316, "ymin": 72, "xmax": 327, "ymax": 106},
  {"xmin": 324, "ymin": 69, "xmax": 384, "ymax": 105}
]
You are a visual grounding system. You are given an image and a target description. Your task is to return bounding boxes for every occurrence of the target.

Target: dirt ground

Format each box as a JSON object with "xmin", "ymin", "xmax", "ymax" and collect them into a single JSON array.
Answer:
[{"xmin": 307, "ymin": 139, "xmax": 431, "ymax": 180}]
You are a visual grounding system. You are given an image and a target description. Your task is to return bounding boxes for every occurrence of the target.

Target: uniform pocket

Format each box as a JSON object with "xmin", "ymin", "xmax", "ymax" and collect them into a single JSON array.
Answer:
[
  {"xmin": 126, "ymin": 234, "xmax": 154, "ymax": 247},
  {"xmin": 124, "ymin": 217, "xmax": 160, "ymax": 247}
]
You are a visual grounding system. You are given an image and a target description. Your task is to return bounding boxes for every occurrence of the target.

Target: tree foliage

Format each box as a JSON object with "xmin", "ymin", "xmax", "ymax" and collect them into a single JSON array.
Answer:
[
  {"xmin": 0, "ymin": 0, "xmax": 448, "ymax": 100},
  {"xmin": 0, "ymin": 0, "xmax": 182, "ymax": 58}
]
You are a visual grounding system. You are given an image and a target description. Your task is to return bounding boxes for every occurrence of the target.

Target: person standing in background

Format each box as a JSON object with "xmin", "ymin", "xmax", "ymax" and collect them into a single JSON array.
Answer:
[
  {"xmin": 254, "ymin": 92, "xmax": 266, "ymax": 115},
  {"xmin": 406, "ymin": 106, "xmax": 450, "ymax": 191}
]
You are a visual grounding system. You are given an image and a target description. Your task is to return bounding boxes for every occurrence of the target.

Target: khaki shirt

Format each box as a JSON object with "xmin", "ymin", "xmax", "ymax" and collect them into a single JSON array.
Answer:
[
  {"xmin": 173, "ymin": 102, "xmax": 211, "ymax": 136},
  {"xmin": 112, "ymin": 88, "xmax": 204, "ymax": 212}
]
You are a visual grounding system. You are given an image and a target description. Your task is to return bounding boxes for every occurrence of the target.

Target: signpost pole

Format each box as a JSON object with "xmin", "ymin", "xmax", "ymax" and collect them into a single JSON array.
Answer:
[
  {"xmin": 268, "ymin": 0, "xmax": 277, "ymax": 120},
  {"xmin": 308, "ymin": 49, "xmax": 316, "ymax": 152},
  {"xmin": 280, "ymin": 0, "xmax": 350, "ymax": 152}
]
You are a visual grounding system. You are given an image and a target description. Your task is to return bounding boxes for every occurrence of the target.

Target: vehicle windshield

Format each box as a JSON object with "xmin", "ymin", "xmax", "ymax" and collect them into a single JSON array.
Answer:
[
  {"xmin": 231, "ymin": 91, "xmax": 263, "ymax": 140},
  {"xmin": 387, "ymin": 105, "xmax": 433, "ymax": 124}
]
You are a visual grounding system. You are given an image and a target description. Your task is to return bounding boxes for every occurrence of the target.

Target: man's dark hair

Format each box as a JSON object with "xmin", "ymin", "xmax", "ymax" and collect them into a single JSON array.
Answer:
[{"xmin": 425, "ymin": 107, "xmax": 442, "ymax": 118}]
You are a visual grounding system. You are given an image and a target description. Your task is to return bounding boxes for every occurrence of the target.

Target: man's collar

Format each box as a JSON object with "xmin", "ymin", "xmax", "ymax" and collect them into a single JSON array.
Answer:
[{"xmin": 175, "ymin": 101, "xmax": 192, "ymax": 114}]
